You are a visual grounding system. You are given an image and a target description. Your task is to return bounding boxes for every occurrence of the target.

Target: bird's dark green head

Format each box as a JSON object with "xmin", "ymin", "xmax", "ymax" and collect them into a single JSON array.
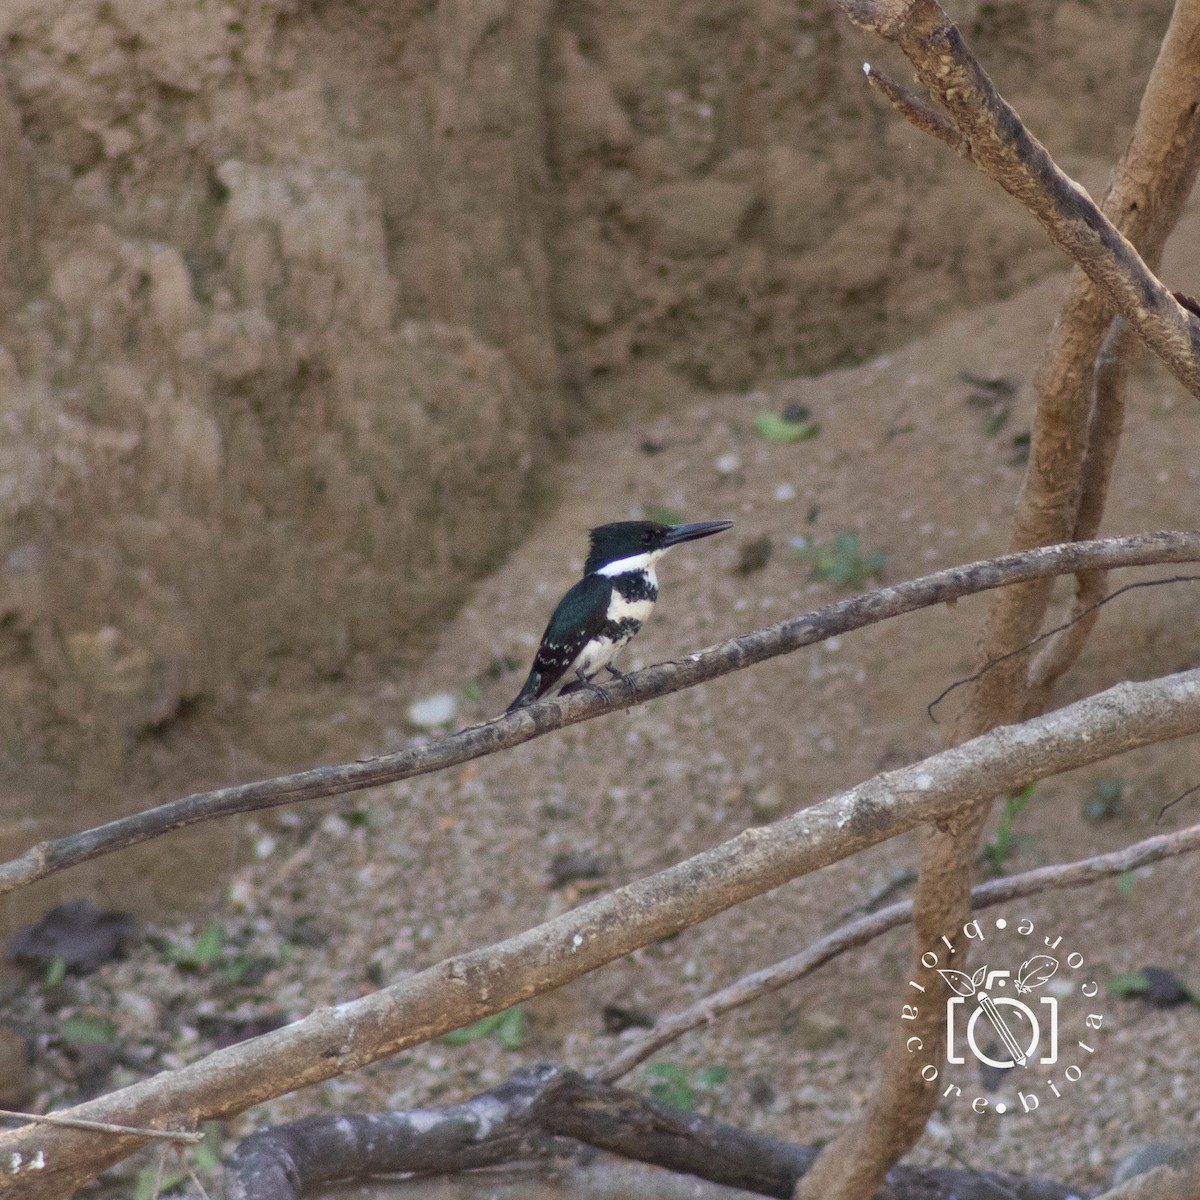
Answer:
[{"xmin": 584, "ymin": 518, "xmax": 733, "ymax": 576}]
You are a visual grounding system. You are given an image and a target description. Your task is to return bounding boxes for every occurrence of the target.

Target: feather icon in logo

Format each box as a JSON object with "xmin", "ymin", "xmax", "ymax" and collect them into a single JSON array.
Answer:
[{"xmin": 1014, "ymin": 955, "xmax": 1058, "ymax": 994}]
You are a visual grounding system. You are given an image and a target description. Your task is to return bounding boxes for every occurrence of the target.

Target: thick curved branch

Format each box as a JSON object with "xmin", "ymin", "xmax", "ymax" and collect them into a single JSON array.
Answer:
[
  {"xmin": 597, "ymin": 821, "xmax": 1200, "ymax": 1081},
  {"xmin": 3, "ymin": 532, "xmax": 1200, "ymax": 898},
  {"xmin": 224, "ymin": 1066, "xmax": 1075, "ymax": 1200},
  {"xmin": 7, "ymin": 667, "xmax": 1200, "ymax": 1196}
]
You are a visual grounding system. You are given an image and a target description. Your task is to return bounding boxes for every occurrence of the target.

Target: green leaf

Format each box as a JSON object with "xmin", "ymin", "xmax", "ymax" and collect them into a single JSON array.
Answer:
[
  {"xmin": 694, "ymin": 1065, "xmax": 730, "ymax": 1087},
  {"xmin": 1116, "ymin": 871, "xmax": 1136, "ymax": 896},
  {"xmin": 495, "ymin": 1004, "xmax": 525, "ymax": 1050},
  {"xmin": 134, "ymin": 1165, "xmax": 188, "ymax": 1200},
  {"xmin": 1108, "ymin": 970, "xmax": 1150, "ymax": 996},
  {"xmin": 983, "ymin": 782, "xmax": 1035, "ymax": 871},
  {"xmin": 463, "ymin": 679, "xmax": 482, "ymax": 703},
  {"xmin": 441, "ymin": 1004, "xmax": 525, "ymax": 1049},
  {"xmin": 645, "ymin": 507, "xmax": 686, "ymax": 526},
  {"xmin": 42, "ymin": 957, "xmax": 67, "ymax": 988},
  {"xmin": 190, "ymin": 1142, "xmax": 221, "ymax": 1172},
  {"xmin": 644, "ymin": 1065, "xmax": 696, "ymax": 1110},
  {"xmin": 755, "ymin": 412, "xmax": 820, "ymax": 443},
  {"xmin": 61, "ymin": 1015, "xmax": 115, "ymax": 1044}
]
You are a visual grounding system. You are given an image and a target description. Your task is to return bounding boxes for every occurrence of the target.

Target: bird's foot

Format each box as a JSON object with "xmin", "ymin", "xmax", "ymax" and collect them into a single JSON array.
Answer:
[
  {"xmin": 576, "ymin": 670, "xmax": 609, "ymax": 700},
  {"xmin": 604, "ymin": 664, "xmax": 629, "ymax": 681}
]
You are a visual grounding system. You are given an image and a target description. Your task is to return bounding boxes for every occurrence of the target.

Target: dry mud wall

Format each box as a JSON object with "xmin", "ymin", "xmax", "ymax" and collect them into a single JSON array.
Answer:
[{"xmin": 0, "ymin": 0, "xmax": 1173, "ymax": 789}]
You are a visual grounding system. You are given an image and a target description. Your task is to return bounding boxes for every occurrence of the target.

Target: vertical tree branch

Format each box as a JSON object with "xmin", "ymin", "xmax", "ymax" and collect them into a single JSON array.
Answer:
[{"xmin": 796, "ymin": 3, "xmax": 1200, "ymax": 1198}]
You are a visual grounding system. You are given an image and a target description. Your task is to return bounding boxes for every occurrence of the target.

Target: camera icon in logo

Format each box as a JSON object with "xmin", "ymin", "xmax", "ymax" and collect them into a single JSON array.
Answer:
[{"xmin": 941, "ymin": 960, "xmax": 1060, "ymax": 1068}]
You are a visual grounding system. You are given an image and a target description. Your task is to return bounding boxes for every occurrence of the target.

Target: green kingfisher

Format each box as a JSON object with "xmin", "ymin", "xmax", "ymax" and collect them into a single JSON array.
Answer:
[{"xmin": 507, "ymin": 518, "xmax": 733, "ymax": 711}]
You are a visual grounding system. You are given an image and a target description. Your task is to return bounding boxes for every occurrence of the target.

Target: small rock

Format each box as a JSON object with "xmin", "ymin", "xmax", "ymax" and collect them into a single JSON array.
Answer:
[
  {"xmin": 406, "ymin": 692, "xmax": 458, "ymax": 729},
  {"xmin": 773, "ymin": 482, "xmax": 797, "ymax": 502},
  {"xmin": 548, "ymin": 849, "xmax": 608, "ymax": 889},
  {"xmin": 601, "ymin": 1003, "xmax": 655, "ymax": 1034},
  {"xmin": 746, "ymin": 1075, "xmax": 776, "ymax": 1108},
  {"xmin": 1141, "ymin": 966, "xmax": 1191, "ymax": 1007},
  {"xmin": 9, "ymin": 900, "xmax": 136, "ymax": 975},
  {"xmin": 736, "ymin": 535, "xmax": 773, "ymax": 575},
  {"xmin": 750, "ymin": 783, "xmax": 788, "ymax": 821},
  {"xmin": 1110, "ymin": 1143, "xmax": 1179, "ymax": 1187},
  {"xmin": 714, "ymin": 452, "xmax": 741, "ymax": 475}
]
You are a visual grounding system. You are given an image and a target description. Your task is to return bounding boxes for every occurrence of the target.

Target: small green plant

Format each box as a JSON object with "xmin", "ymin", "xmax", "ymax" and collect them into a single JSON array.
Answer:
[
  {"xmin": 792, "ymin": 532, "xmax": 886, "ymax": 588},
  {"xmin": 1082, "ymin": 779, "xmax": 1123, "ymax": 823},
  {"xmin": 171, "ymin": 921, "xmax": 225, "ymax": 972},
  {"xmin": 132, "ymin": 1123, "xmax": 223, "ymax": 1199},
  {"xmin": 755, "ymin": 410, "xmax": 819, "ymax": 443},
  {"xmin": 60, "ymin": 1014, "xmax": 116, "ymax": 1045},
  {"xmin": 645, "ymin": 506, "xmax": 686, "ymax": 526},
  {"xmin": 1116, "ymin": 871, "xmax": 1137, "ymax": 896},
  {"xmin": 42, "ymin": 957, "xmax": 67, "ymax": 988},
  {"xmin": 440, "ymin": 1004, "xmax": 525, "ymax": 1051},
  {"xmin": 982, "ymin": 782, "xmax": 1036, "ymax": 873},
  {"xmin": 1108, "ymin": 970, "xmax": 1150, "ymax": 997},
  {"xmin": 168, "ymin": 922, "xmax": 257, "ymax": 984},
  {"xmin": 643, "ymin": 1062, "xmax": 730, "ymax": 1111}
]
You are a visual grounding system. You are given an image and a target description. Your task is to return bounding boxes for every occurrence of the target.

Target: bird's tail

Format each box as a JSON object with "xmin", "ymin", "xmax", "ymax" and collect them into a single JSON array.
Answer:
[{"xmin": 506, "ymin": 671, "xmax": 542, "ymax": 713}]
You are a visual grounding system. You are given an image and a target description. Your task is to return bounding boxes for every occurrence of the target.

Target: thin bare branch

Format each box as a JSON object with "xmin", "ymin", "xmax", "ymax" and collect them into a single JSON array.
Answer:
[
  {"xmin": 835, "ymin": 0, "xmax": 1200, "ymax": 401},
  {"xmin": 1027, "ymin": 320, "xmax": 1136, "ymax": 704},
  {"xmin": 863, "ymin": 64, "xmax": 968, "ymax": 157},
  {"xmin": 597, "ymin": 822, "xmax": 1200, "ymax": 1082},
  {"xmin": 3, "ymin": 532, "xmax": 1200, "ymax": 900},
  {"xmin": 0, "ymin": 1110, "xmax": 201, "ymax": 1144},
  {"xmin": 6, "ymin": 667, "xmax": 1200, "ymax": 1197}
]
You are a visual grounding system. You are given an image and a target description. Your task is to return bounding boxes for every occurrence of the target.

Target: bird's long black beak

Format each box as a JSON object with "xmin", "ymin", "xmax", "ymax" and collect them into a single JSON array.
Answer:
[{"xmin": 662, "ymin": 519, "xmax": 734, "ymax": 547}]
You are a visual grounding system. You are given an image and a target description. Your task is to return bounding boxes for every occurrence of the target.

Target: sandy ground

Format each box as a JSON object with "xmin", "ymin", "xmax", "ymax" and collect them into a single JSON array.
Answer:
[{"xmin": 8, "ymin": 191, "xmax": 1200, "ymax": 1194}]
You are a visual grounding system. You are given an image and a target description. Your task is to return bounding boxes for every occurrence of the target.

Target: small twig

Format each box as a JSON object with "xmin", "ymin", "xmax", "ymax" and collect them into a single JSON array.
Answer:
[
  {"xmin": 926, "ymin": 574, "xmax": 1200, "ymax": 721},
  {"xmin": 0, "ymin": 1109, "xmax": 201, "ymax": 1144},
  {"xmin": 863, "ymin": 63, "xmax": 969, "ymax": 157},
  {"xmin": 1157, "ymin": 782, "xmax": 1200, "ymax": 824},
  {"xmin": 940, "ymin": 1141, "xmax": 1022, "ymax": 1200},
  {"xmin": 596, "ymin": 821, "xmax": 1200, "ymax": 1082},
  {"xmin": 184, "ymin": 1157, "xmax": 214, "ymax": 1200},
  {"xmin": 839, "ymin": 867, "xmax": 917, "ymax": 917}
]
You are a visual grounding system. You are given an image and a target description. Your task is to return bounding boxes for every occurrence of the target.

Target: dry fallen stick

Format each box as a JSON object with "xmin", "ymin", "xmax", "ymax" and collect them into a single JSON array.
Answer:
[
  {"xmin": 224, "ymin": 1065, "xmax": 1077, "ymax": 1200},
  {"xmin": 0, "ymin": 1110, "xmax": 202, "ymax": 1144},
  {"xmin": 4, "ymin": 532, "xmax": 1200, "ymax": 898},
  {"xmin": 596, "ymin": 821, "xmax": 1200, "ymax": 1082},
  {"xmin": 7, "ymin": 667, "xmax": 1200, "ymax": 1196}
]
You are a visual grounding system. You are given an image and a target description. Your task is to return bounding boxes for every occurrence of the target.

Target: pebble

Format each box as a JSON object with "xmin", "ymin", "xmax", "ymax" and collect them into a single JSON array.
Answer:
[
  {"xmin": 714, "ymin": 452, "xmax": 741, "ymax": 475},
  {"xmin": 407, "ymin": 692, "xmax": 458, "ymax": 729},
  {"xmin": 773, "ymin": 482, "xmax": 797, "ymax": 501}
]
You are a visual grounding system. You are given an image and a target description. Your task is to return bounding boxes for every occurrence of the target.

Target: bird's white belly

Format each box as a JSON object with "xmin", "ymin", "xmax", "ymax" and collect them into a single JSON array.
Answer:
[
  {"xmin": 571, "ymin": 636, "xmax": 617, "ymax": 679},
  {"xmin": 607, "ymin": 593, "xmax": 655, "ymax": 624}
]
